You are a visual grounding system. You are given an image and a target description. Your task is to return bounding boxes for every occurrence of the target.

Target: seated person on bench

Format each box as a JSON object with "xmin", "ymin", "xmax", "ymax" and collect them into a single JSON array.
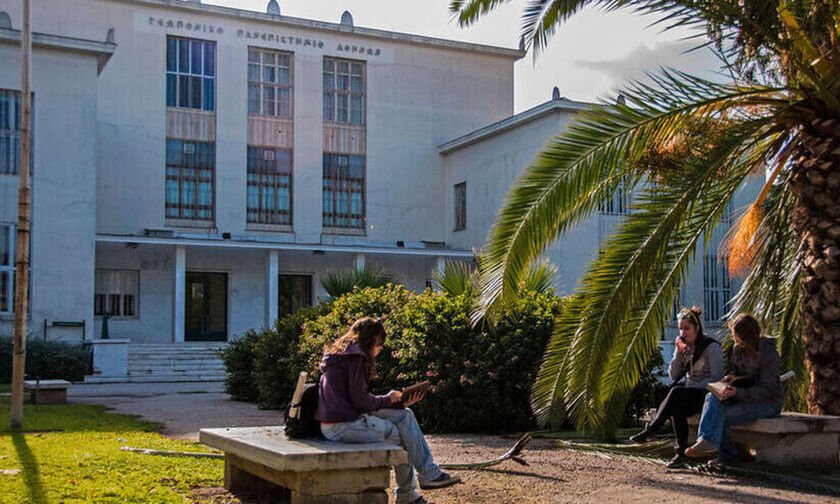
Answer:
[
  {"xmin": 316, "ymin": 317, "xmax": 460, "ymax": 504},
  {"xmin": 685, "ymin": 313, "xmax": 783, "ymax": 465}
]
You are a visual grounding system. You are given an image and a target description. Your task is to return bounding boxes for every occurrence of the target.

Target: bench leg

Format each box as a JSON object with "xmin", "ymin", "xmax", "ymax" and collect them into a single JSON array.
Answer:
[{"xmin": 741, "ymin": 432, "xmax": 840, "ymax": 472}]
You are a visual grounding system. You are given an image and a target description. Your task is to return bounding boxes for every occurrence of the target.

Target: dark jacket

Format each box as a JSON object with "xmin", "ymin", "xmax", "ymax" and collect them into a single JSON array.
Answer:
[
  {"xmin": 316, "ymin": 344, "xmax": 392, "ymax": 423},
  {"xmin": 732, "ymin": 336, "xmax": 783, "ymax": 411}
]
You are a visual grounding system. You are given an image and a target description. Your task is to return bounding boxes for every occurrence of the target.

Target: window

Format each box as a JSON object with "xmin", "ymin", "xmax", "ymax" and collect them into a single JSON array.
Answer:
[
  {"xmin": 247, "ymin": 147, "xmax": 292, "ymax": 225},
  {"xmin": 166, "ymin": 37, "xmax": 215, "ymax": 111},
  {"xmin": 0, "ymin": 224, "xmax": 13, "ymax": 314},
  {"xmin": 278, "ymin": 274, "xmax": 311, "ymax": 317},
  {"xmin": 703, "ymin": 254, "xmax": 731, "ymax": 322},
  {"xmin": 94, "ymin": 270, "xmax": 139, "ymax": 318},
  {"xmin": 599, "ymin": 179, "xmax": 629, "ymax": 215},
  {"xmin": 248, "ymin": 49, "xmax": 292, "ymax": 117},
  {"xmin": 166, "ymin": 139, "xmax": 215, "ymax": 220},
  {"xmin": 454, "ymin": 182, "xmax": 466, "ymax": 231},
  {"xmin": 0, "ymin": 90, "xmax": 20, "ymax": 175},
  {"xmin": 322, "ymin": 153, "xmax": 364, "ymax": 229},
  {"xmin": 323, "ymin": 58, "xmax": 364, "ymax": 124}
]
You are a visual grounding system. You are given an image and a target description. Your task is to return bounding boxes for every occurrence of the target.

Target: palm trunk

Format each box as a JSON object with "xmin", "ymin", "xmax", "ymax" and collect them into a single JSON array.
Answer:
[{"xmin": 788, "ymin": 116, "xmax": 840, "ymax": 416}]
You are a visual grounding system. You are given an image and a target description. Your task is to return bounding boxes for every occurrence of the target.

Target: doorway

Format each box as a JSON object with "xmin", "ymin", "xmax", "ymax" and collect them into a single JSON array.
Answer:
[{"xmin": 185, "ymin": 272, "xmax": 227, "ymax": 341}]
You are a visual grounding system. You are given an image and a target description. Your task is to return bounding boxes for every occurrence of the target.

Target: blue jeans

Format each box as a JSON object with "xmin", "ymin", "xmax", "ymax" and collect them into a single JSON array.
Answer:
[
  {"xmin": 697, "ymin": 394, "xmax": 780, "ymax": 461},
  {"xmin": 321, "ymin": 408, "xmax": 442, "ymax": 504}
]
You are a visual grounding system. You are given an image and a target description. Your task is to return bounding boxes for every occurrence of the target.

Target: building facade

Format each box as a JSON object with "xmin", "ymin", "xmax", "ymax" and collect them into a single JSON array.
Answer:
[{"xmin": 0, "ymin": 0, "xmax": 756, "ymax": 350}]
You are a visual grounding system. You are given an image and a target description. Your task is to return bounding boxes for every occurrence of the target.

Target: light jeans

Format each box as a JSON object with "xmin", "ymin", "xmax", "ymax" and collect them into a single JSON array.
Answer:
[
  {"xmin": 321, "ymin": 408, "xmax": 442, "ymax": 504},
  {"xmin": 697, "ymin": 394, "xmax": 780, "ymax": 462}
]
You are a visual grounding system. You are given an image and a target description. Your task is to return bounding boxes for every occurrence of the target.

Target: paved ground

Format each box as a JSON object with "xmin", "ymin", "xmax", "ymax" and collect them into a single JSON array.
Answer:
[{"xmin": 68, "ymin": 381, "xmax": 281, "ymax": 439}]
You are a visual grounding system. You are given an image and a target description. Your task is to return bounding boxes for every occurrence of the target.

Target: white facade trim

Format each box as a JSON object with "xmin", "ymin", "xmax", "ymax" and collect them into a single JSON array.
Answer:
[
  {"xmin": 0, "ymin": 27, "xmax": 116, "ymax": 73},
  {"xmin": 96, "ymin": 234, "xmax": 475, "ymax": 258}
]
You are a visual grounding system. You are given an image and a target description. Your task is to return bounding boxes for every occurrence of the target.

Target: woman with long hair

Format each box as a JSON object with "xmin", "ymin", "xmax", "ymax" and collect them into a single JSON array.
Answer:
[
  {"xmin": 685, "ymin": 313, "xmax": 783, "ymax": 465},
  {"xmin": 315, "ymin": 317, "xmax": 459, "ymax": 504},
  {"xmin": 629, "ymin": 307, "xmax": 723, "ymax": 468}
]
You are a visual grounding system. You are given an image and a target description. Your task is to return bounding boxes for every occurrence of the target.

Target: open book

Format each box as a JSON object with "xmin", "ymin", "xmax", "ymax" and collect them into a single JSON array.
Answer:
[
  {"xmin": 401, "ymin": 380, "xmax": 430, "ymax": 397},
  {"xmin": 705, "ymin": 372, "xmax": 794, "ymax": 400}
]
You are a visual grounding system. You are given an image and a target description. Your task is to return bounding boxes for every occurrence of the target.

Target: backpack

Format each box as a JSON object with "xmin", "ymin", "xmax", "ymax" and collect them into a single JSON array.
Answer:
[{"xmin": 284, "ymin": 383, "xmax": 322, "ymax": 439}]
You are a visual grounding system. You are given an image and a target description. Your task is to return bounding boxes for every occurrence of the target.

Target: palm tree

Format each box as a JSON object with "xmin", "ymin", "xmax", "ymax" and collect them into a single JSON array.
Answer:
[{"xmin": 451, "ymin": 0, "xmax": 840, "ymax": 436}]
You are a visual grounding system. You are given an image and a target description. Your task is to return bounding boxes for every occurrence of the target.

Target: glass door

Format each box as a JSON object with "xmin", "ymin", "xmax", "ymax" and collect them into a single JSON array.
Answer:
[{"xmin": 185, "ymin": 272, "xmax": 227, "ymax": 341}]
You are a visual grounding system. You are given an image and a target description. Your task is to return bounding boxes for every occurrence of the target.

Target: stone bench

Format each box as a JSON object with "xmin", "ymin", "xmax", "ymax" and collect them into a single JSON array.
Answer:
[
  {"xmin": 199, "ymin": 426, "xmax": 407, "ymax": 504},
  {"xmin": 688, "ymin": 412, "xmax": 840, "ymax": 472},
  {"xmin": 23, "ymin": 379, "xmax": 71, "ymax": 405}
]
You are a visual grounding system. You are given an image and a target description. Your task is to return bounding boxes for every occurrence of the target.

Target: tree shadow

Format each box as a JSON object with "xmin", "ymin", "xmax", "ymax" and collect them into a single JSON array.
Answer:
[
  {"xmin": 638, "ymin": 477, "xmax": 822, "ymax": 504},
  {"xmin": 11, "ymin": 433, "xmax": 47, "ymax": 504}
]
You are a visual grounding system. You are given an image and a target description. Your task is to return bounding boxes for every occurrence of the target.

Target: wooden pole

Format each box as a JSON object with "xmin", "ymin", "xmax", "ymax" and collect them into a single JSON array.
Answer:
[{"xmin": 11, "ymin": 0, "xmax": 32, "ymax": 431}]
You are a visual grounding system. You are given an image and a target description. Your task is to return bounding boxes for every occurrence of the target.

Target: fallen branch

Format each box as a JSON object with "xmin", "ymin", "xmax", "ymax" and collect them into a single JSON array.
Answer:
[
  {"xmin": 438, "ymin": 433, "xmax": 532, "ymax": 470},
  {"xmin": 120, "ymin": 446, "xmax": 223, "ymax": 459}
]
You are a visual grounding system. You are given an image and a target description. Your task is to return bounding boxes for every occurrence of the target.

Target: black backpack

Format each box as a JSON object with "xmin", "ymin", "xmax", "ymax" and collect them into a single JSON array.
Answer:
[{"xmin": 284, "ymin": 383, "xmax": 322, "ymax": 439}]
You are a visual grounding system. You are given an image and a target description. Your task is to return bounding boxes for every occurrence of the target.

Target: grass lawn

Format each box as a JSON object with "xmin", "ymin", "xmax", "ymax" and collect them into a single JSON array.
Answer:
[{"xmin": 0, "ymin": 395, "xmax": 224, "ymax": 504}]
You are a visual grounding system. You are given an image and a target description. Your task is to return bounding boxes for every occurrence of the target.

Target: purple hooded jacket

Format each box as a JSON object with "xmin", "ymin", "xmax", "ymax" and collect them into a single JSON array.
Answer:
[{"xmin": 316, "ymin": 343, "xmax": 393, "ymax": 423}]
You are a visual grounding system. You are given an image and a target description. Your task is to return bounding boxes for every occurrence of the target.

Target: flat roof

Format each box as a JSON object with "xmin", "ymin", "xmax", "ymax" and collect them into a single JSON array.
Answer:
[
  {"xmin": 438, "ymin": 97, "xmax": 592, "ymax": 154},
  {"xmin": 118, "ymin": 0, "xmax": 525, "ymax": 59}
]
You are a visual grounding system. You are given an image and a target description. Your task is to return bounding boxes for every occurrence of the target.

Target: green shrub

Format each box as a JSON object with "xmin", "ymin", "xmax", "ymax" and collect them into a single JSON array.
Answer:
[
  {"xmin": 219, "ymin": 330, "xmax": 261, "ymax": 402},
  {"xmin": 222, "ymin": 284, "xmax": 564, "ymax": 433},
  {"xmin": 0, "ymin": 337, "xmax": 91, "ymax": 382}
]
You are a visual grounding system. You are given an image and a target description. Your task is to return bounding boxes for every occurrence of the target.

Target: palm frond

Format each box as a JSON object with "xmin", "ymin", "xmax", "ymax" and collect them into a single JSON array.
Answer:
[
  {"xmin": 523, "ymin": 258, "xmax": 558, "ymax": 293},
  {"xmin": 475, "ymin": 70, "xmax": 785, "ymax": 325},
  {"xmin": 432, "ymin": 260, "xmax": 477, "ymax": 297},
  {"xmin": 320, "ymin": 266, "xmax": 399, "ymax": 300}
]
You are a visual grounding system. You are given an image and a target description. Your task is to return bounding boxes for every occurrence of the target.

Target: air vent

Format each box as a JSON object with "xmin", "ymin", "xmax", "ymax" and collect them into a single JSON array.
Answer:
[
  {"xmin": 263, "ymin": 149, "xmax": 276, "ymax": 161},
  {"xmin": 144, "ymin": 228, "xmax": 175, "ymax": 238},
  {"xmin": 183, "ymin": 142, "xmax": 196, "ymax": 155}
]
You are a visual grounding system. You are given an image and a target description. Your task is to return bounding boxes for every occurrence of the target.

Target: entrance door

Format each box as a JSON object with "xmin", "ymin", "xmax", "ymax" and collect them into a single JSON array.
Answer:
[{"xmin": 185, "ymin": 272, "xmax": 227, "ymax": 341}]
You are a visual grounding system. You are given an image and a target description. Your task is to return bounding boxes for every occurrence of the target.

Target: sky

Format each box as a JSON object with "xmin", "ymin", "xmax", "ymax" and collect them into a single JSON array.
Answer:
[{"xmin": 207, "ymin": 0, "xmax": 723, "ymax": 113}]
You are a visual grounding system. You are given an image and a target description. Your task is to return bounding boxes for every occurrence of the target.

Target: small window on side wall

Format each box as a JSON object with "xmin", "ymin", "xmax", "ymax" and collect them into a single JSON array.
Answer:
[{"xmin": 454, "ymin": 182, "xmax": 466, "ymax": 231}]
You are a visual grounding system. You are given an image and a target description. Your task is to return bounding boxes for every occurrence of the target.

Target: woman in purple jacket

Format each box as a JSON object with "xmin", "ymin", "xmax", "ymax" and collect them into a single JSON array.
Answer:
[{"xmin": 316, "ymin": 317, "xmax": 460, "ymax": 504}]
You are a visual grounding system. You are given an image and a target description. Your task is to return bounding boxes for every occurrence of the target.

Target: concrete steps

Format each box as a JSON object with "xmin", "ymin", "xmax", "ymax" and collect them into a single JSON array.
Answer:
[{"xmin": 85, "ymin": 342, "xmax": 228, "ymax": 383}]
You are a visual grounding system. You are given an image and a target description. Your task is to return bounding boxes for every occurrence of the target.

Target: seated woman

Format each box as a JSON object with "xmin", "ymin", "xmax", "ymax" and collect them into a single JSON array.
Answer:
[
  {"xmin": 629, "ymin": 307, "xmax": 723, "ymax": 469},
  {"xmin": 685, "ymin": 313, "xmax": 783, "ymax": 465},
  {"xmin": 316, "ymin": 317, "xmax": 460, "ymax": 504}
]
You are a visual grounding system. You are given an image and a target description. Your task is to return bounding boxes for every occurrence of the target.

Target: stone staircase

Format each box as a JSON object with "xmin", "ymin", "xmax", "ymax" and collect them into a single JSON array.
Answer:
[{"xmin": 84, "ymin": 342, "xmax": 227, "ymax": 383}]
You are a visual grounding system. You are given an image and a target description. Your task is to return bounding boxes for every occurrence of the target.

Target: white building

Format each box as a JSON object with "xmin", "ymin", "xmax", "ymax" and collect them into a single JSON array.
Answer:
[{"xmin": 0, "ymin": 0, "xmax": 756, "ymax": 378}]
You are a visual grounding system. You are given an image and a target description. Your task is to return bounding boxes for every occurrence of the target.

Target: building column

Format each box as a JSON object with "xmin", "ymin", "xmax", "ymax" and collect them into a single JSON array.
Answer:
[
  {"xmin": 266, "ymin": 250, "xmax": 279, "ymax": 327},
  {"xmin": 173, "ymin": 245, "xmax": 186, "ymax": 343},
  {"xmin": 354, "ymin": 252, "xmax": 366, "ymax": 271},
  {"xmin": 436, "ymin": 256, "xmax": 447, "ymax": 275}
]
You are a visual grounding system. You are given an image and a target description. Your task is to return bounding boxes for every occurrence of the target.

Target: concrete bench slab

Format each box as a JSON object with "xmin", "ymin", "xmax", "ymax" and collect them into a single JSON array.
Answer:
[
  {"xmin": 23, "ymin": 379, "xmax": 71, "ymax": 405},
  {"xmin": 200, "ymin": 426, "xmax": 408, "ymax": 504},
  {"xmin": 688, "ymin": 412, "xmax": 840, "ymax": 472}
]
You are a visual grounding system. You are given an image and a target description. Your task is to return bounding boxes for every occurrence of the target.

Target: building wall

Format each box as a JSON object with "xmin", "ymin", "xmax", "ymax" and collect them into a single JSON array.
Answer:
[{"xmin": 0, "ymin": 42, "xmax": 100, "ymax": 340}]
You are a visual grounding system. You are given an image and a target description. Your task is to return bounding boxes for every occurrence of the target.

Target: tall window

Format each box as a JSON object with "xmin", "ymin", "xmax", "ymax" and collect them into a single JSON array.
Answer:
[
  {"xmin": 0, "ymin": 224, "xmax": 13, "ymax": 314},
  {"xmin": 166, "ymin": 140, "xmax": 215, "ymax": 221},
  {"xmin": 599, "ymin": 179, "xmax": 630, "ymax": 215},
  {"xmin": 0, "ymin": 90, "xmax": 20, "ymax": 175},
  {"xmin": 454, "ymin": 182, "xmax": 466, "ymax": 231},
  {"xmin": 278, "ymin": 274, "xmax": 311, "ymax": 317},
  {"xmin": 323, "ymin": 58, "xmax": 364, "ymax": 124},
  {"xmin": 94, "ymin": 270, "xmax": 139, "ymax": 318},
  {"xmin": 247, "ymin": 147, "xmax": 292, "ymax": 225},
  {"xmin": 323, "ymin": 153, "xmax": 364, "ymax": 229},
  {"xmin": 703, "ymin": 254, "xmax": 731, "ymax": 322},
  {"xmin": 248, "ymin": 49, "xmax": 292, "ymax": 117},
  {"xmin": 166, "ymin": 37, "xmax": 216, "ymax": 111}
]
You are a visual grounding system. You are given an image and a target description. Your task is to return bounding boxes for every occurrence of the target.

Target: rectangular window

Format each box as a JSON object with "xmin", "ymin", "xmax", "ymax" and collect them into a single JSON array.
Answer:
[
  {"xmin": 166, "ymin": 139, "xmax": 215, "ymax": 221},
  {"xmin": 703, "ymin": 254, "xmax": 731, "ymax": 322},
  {"xmin": 454, "ymin": 182, "xmax": 466, "ymax": 231},
  {"xmin": 247, "ymin": 146, "xmax": 292, "ymax": 225},
  {"xmin": 598, "ymin": 179, "xmax": 629, "ymax": 215},
  {"xmin": 278, "ymin": 274, "xmax": 312, "ymax": 317},
  {"xmin": 166, "ymin": 37, "xmax": 216, "ymax": 111},
  {"xmin": 0, "ymin": 224, "xmax": 13, "ymax": 314},
  {"xmin": 94, "ymin": 270, "xmax": 139, "ymax": 318},
  {"xmin": 322, "ymin": 153, "xmax": 364, "ymax": 229},
  {"xmin": 0, "ymin": 90, "xmax": 20, "ymax": 175},
  {"xmin": 323, "ymin": 58, "xmax": 365, "ymax": 124},
  {"xmin": 247, "ymin": 48, "xmax": 293, "ymax": 117}
]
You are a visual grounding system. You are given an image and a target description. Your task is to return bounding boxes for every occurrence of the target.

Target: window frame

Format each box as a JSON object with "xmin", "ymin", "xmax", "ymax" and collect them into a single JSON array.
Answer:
[
  {"xmin": 0, "ymin": 224, "xmax": 14, "ymax": 315},
  {"xmin": 454, "ymin": 181, "xmax": 467, "ymax": 232},
  {"xmin": 246, "ymin": 146, "xmax": 293, "ymax": 226},
  {"xmin": 323, "ymin": 57, "xmax": 365, "ymax": 125},
  {"xmin": 166, "ymin": 36, "xmax": 216, "ymax": 111},
  {"xmin": 703, "ymin": 254, "xmax": 731, "ymax": 323},
  {"xmin": 165, "ymin": 139, "xmax": 216, "ymax": 222},
  {"xmin": 598, "ymin": 179, "xmax": 630, "ymax": 216},
  {"xmin": 322, "ymin": 152, "xmax": 365, "ymax": 230},
  {"xmin": 247, "ymin": 48, "xmax": 294, "ymax": 118},
  {"xmin": 94, "ymin": 269, "xmax": 140, "ymax": 320}
]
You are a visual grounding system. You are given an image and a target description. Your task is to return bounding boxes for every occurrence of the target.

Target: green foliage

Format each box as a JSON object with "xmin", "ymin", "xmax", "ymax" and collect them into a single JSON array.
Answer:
[
  {"xmin": 218, "ymin": 330, "xmax": 261, "ymax": 402},
  {"xmin": 319, "ymin": 266, "xmax": 400, "ymax": 300},
  {"xmin": 222, "ymin": 285, "xmax": 564, "ymax": 433},
  {"xmin": 0, "ymin": 338, "xmax": 91, "ymax": 383},
  {"xmin": 432, "ymin": 260, "xmax": 476, "ymax": 297}
]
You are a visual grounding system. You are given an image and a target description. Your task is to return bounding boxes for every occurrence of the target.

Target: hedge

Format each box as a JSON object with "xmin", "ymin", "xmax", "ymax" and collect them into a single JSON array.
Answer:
[{"xmin": 0, "ymin": 337, "xmax": 91, "ymax": 383}]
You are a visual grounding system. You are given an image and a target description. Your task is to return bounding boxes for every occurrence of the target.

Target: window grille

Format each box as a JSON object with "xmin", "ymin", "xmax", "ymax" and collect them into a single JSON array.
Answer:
[
  {"xmin": 248, "ymin": 49, "xmax": 293, "ymax": 117},
  {"xmin": 166, "ymin": 139, "xmax": 215, "ymax": 220},
  {"xmin": 323, "ymin": 58, "xmax": 364, "ymax": 124},
  {"xmin": 454, "ymin": 182, "xmax": 466, "ymax": 231},
  {"xmin": 703, "ymin": 254, "xmax": 731, "ymax": 322},
  {"xmin": 247, "ymin": 146, "xmax": 292, "ymax": 225},
  {"xmin": 0, "ymin": 89, "xmax": 23, "ymax": 175},
  {"xmin": 166, "ymin": 37, "xmax": 216, "ymax": 111},
  {"xmin": 322, "ymin": 153, "xmax": 364, "ymax": 229},
  {"xmin": 598, "ymin": 179, "xmax": 630, "ymax": 215}
]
